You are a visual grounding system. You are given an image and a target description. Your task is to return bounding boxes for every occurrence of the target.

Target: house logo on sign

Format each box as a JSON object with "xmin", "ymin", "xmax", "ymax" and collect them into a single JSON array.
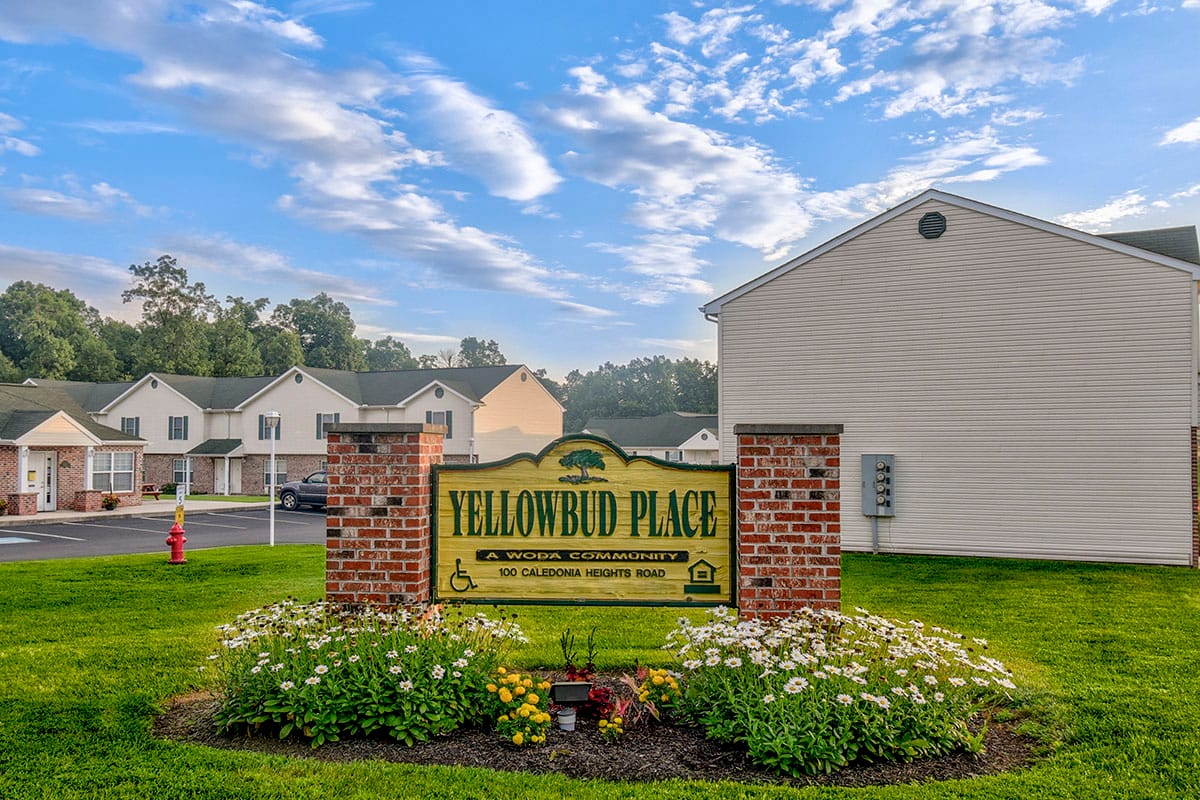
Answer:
[{"xmin": 685, "ymin": 559, "xmax": 719, "ymax": 595}]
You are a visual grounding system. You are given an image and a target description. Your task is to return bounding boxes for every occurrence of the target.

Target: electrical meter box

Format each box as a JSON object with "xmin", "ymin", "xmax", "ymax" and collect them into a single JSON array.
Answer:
[{"xmin": 861, "ymin": 454, "xmax": 895, "ymax": 517}]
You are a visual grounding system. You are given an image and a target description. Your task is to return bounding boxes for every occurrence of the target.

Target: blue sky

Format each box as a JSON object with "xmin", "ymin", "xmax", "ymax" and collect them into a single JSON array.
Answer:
[{"xmin": 0, "ymin": 1, "xmax": 1198, "ymax": 378}]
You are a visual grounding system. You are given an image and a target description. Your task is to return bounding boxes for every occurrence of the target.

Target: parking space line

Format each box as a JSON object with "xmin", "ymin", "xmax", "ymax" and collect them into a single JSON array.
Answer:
[
  {"xmin": 61, "ymin": 521, "xmax": 170, "ymax": 533},
  {"xmin": 12, "ymin": 530, "xmax": 86, "ymax": 541},
  {"xmin": 178, "ymin": 517, "xmax": 248, "ymax": 530}
]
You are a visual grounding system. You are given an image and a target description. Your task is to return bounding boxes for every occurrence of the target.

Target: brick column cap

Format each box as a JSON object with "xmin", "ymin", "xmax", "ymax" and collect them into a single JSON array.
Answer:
[
  {"xmin": 326, "ymin": 423, "xmax": 446, "ymax": 436},
  {"xmin": 734, "ymin": 423, "xmax": 844, "ymax": 435}
]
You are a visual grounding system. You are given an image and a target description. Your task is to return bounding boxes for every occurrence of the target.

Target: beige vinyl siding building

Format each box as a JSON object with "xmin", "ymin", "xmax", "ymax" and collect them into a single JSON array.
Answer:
[
  {"xmin": 473, "ymin": 367, "xmax": 565, "ymax": 462},
  {"xmin": 703, "ymin": 190, "xmax": 1200, "ymax": 566},
  {"xmin": 30, "ymin": 365, "xmax": 562, "ymax": 495}
]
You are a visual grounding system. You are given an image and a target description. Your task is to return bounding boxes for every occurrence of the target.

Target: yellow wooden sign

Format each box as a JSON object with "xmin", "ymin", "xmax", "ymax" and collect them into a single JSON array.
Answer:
[{"xmin": 433, "ymin": 436, "xmax": 733, "ymax": 606}]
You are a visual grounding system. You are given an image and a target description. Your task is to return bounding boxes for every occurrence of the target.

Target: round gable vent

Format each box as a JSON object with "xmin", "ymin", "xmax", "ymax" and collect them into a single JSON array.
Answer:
[{"xmin": 918, "ymin": 211, "xmax": 947, "ymax": 239}]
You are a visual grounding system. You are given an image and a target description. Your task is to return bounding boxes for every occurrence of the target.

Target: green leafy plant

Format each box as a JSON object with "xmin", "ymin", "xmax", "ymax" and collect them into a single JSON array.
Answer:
[
  {"xmin": 100, "ymin": 494, "xmax": 119, "ymax": 510},
  {"xmin": 668, "ymin": 606, "xmax": 1017, "ymax": 777},
  {"xmin": 209, "ymin": 601, "xmax": 527, "ymax": 747}
]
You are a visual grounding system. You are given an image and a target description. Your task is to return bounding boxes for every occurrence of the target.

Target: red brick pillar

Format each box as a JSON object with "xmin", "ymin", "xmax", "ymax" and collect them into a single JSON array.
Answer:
[
  {"xmin": 325, "ymin": 423, "xmax": 445, "ymax": 606},
  {"xmin": 735, "ymin": 424, "xmax": 842, "ymax": 619}
]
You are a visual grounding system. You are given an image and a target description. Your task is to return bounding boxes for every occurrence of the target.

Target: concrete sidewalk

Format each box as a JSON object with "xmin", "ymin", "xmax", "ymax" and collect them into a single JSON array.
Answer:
[{"xmin": 0, "ymin": 498, "xmax": 274, "ymax": 527}]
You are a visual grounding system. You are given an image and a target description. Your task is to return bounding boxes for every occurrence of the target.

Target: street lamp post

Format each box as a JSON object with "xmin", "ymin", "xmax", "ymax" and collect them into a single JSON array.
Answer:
[{"xmin": 264, "ymin": 410, "xmax": 280, "ymax": 547}]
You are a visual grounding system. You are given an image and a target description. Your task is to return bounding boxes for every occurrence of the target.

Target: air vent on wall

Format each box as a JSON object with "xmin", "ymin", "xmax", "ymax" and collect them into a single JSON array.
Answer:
[{"xmin": 918, "ymin": 211, "xmax": 947, "ymax": 239}]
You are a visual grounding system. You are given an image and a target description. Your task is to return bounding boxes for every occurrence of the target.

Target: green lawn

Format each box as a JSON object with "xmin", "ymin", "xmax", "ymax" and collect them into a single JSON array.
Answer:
[{"xmin": 0, "ymin": 547, "xmax": 1197, "ymax": 799}]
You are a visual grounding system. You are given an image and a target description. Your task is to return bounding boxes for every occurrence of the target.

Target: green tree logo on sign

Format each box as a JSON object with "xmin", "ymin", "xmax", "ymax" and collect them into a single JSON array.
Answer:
[{"xmin": 558, "ymin": 449, "xmax": 609, "ymax": 484}]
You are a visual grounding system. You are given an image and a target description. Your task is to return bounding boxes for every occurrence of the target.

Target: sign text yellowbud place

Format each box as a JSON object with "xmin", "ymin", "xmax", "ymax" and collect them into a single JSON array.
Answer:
[{"xmin": 433, "ymin": 436, "xmax": 733, "ymax": 605}]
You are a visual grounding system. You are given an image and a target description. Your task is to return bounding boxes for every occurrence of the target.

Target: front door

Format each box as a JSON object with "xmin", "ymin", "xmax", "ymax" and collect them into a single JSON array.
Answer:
[{"xmin": 31, "ymin": 452, "xmax": 57, "ymax": 512}]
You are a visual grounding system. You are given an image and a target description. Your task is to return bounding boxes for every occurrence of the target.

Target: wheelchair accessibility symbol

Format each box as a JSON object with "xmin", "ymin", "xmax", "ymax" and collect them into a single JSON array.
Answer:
[{"xmin": 449, "ymin": 558, "xmax": 478, "ymax": 593}]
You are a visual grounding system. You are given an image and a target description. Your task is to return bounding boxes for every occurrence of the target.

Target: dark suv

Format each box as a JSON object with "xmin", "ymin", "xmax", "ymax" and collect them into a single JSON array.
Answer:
[{"xmin": 278, "ymin": 471, "xmax": 327, "ymax": 510}]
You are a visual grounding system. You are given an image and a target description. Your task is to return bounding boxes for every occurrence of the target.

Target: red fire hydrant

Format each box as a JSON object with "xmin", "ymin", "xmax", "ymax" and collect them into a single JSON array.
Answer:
[{"xmin": 166, "ymin": 522, "xmax": 187, "ymax": 564}]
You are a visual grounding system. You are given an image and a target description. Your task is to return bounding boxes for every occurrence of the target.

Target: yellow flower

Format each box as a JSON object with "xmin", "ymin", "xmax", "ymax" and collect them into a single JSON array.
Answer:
[
  {"xmin": 499, "ymin": 688, "xmax": 513, "ymax": 703},
  {"xmin": 652, "ymin": 675, "xmax": 664, "ymax": 686},
  {"xmin": 519, "ymin": 706, "xmax": 531, "ymax": 718},
  {"xmin": 614, "ymin": 716, "xmax": 623, "ymax": 724},
  {"xmin": 486, "ymin": 683, "xmax": 497, "ymax": 693},
  {"xmin": 527, "ymin": 693, "xmax": 539, "ymax": 705},
  {"xmin": 497, "ymin": 667, "xmax": 507, "ymax": 674},
  {"xmin": 522, "ymin": 678, "xmax": 532, "ymax": 688},
  {"xmin": 639, "ymin": 692, "xmax": 649, "ymax": 702},
  {"xmin": 512, "ymin": 732, "xmax": 524, "ymax": 745},
  {"xmin": 598, "ymin": 719, "xmax": 608, "ymax": 728},
  {"xmin": 498, "ymin": 714, "xmax": 509, "ymax": 722},
  {"xmin": 514, "ymin": 685, "xmax": 526, "ymax": 696},
  {"xmin": 661, "ymin": 693, "xmax": 669, "ymax": 702}
]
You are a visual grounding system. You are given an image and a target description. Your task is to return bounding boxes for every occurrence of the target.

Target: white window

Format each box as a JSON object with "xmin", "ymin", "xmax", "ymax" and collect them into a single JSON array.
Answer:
[
  {"xmin": 316, "ymin": 413, "xmax": 340, "ymax": 439},
  {"xmin": 92, "ymin": 451, "xmax": 135, "ymax": 492},
  {"xmin": 425, "ymin": 410, "xmax": 453, "ymax": 439},
  {"xmin": 264, "ymin": 458, "xmax": 287, "ymax": 487},
  {"xmin": 664, "ymin": 450, "xmax": 684, "ymax": 462},
  {"xmin": 173, "ymin": 458, "xmax": 194, "ymax": 486},
  {"xmin": 257, "ymin": 414, "xmax": 281, "ymax": 440},
  {"xmin": 120, "ymin": 417, "xmax": 140, "ymax": 437},
  {"xmin": 318, "ymin": 459, "xmax": 328, "ymax": 472},
  {"xmin": 168, "ymin": 416, "xmax": 188, "ymax": 441}
]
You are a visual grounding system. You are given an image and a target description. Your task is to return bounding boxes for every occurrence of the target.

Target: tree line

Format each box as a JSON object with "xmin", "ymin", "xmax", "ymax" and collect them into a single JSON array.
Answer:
[{"xmin": 0, "ymin": 254, "xmax": 716, "ymax": 430}]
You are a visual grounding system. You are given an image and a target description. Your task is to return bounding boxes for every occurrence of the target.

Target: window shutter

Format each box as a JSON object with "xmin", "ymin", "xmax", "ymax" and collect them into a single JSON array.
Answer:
[
  {"xmin": 316, "ymin": 413, "xmax": 322, "ymax": 438},
  {"xmin": 168, "ymin": 417, "xmax": 174, "ymax": 440},
  {"xmin": 258, "ymin": 414, "xmax": 264, "ymax": 440},
  {"xmin": 275, "ymin": 420, "xmax": 281, "ymax": 440},
  {"xmin": 426, "ymin": 410, "xmax": 432, "ymax": 424},
  {"xmin": 334, "ymin": 412, "xmax": 340, "ymax": 426},
  {"xmin": 445, "ymin": 410, "xmax": 453, "ymax": 439},
  {"xmin": 134, "ymin": 417, "xmax": 140, "ymax": 437},
  {"xmin": 183, "ymin": 416, "xmax": 188, "ymax": 440}
]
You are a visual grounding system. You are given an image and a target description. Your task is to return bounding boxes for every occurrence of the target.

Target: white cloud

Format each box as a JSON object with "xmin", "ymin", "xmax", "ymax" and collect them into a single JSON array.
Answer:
[
  {"xmin": 404, "ymin": 63, "xmax": 561, "ymax": 202},
  {"xmin": 632, "ymin": 1, "xmax": 1089, "ymax": 124},
  {"xmin": 0, "ymin": 111, "xmax": 39, "ymax": 156},
  {"xmin": 160, "ymin": 233, "xmax": 394, "ymax": 306},
  {"xmin": 553, "ymin": 300, "xmax": 620, "ymax": 319},
  {"xmin": 804, "ymin": 127, "xmax": 1048, "ymax": 219},
  {"xmin": 71, "ymin": 119, "xmax": 183, "ymax": 135},
  {"xmin": 0, "ymin": 244, "xmax": 133, "ymax": 318},
  {"xmin": 552, "ymin": 66, "xmax": 813, "ymax": 263},
  {"xmin": 638, "ymin": 336, "xmax": 713, "ymax": 352},
  {"xmin": 4, "ymin": 179, "xmax": 150, "ymax": 220},
  {"xmin": 0, "ymin": 2, "xmax": 574, "ymax": 304},
  {"xmin": 1161, "ymin": 116, "xmax": 1200, "ymax": 145},
  {"xmin": 1056, "ymin": 190, "xmax": 1149, "ymax": 231},
  {"xmin": 4, "ymin": 187, "xmax": 106, "ymax": 219}
]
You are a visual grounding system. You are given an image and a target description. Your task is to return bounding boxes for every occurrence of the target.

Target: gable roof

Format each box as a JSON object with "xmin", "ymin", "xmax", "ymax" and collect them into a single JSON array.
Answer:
[
  {"xmin": 1100, "ymin": 226, "xmax": 1200, "ymax": 265},
  {"xmin": 582, "ymin": 412, "xmax": 718, "ymax": 448},
  {"xmin": 0, "ymin": 383, "xmax": 141, "ymax": 442},
  {"xmin": 23, "ymin": 378, "xmax": 136, "ymax": 413},
  {"xmin": 701, "ymin": 189, "xmax": 1200, "ymax": 316},
  {"xmin": 31, "ymin": 364, "xmax": 541, "ymax": 414}
]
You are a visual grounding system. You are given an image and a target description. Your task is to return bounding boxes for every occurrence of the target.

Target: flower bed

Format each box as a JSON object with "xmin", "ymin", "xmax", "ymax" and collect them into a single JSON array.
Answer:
[
  {"xmin": 209, "ymin": 601, "xmax": 526, "ymax": 746},
  {"xmin": 668, "ymin": 606, "xmax": 1017, "ymax": 776},
  {"xmin": 206, "ymin": 602, "xmax": 1018, "ymax": 777}
]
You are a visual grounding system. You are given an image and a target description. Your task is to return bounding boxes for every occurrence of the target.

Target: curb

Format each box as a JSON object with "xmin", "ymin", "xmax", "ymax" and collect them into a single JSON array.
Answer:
[{"xmin": 0, "ymin": 501, "xmax": 274, "ymax": 528}]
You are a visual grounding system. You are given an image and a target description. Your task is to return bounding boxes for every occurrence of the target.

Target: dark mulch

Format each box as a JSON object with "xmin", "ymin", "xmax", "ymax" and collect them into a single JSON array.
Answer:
[{"xmin": 153, "ymin": 689, "xmax": 1035, "ymax": 788}]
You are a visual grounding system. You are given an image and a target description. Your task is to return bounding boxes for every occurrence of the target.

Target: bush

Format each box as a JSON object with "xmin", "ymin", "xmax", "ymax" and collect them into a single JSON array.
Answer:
[
  {"xmin": 208, "ymin": 601, "xmax": 527, "ymax": 746},
  {"xmin": 668, "ymin": 606, "xmax": 1016, "ymax": 776},
  {"xmin": 160, "ymin": 483, "xmax": 177, "ymax": 494}
]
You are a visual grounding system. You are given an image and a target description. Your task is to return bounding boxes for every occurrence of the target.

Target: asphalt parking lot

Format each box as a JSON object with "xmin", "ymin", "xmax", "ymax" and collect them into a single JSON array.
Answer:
[{"xmin": 0, "ymin": 507, "xmax": 326, "ymax": 562}]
